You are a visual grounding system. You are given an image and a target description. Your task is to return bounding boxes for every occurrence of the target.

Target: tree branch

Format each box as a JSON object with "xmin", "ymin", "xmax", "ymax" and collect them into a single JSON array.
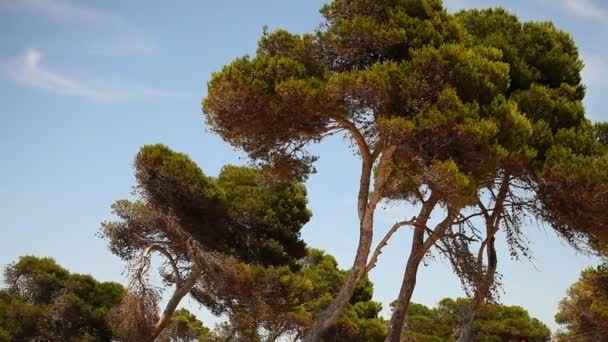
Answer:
[
  {"xmin": 331, "ymin": 115, "xmax": 373, "ymax": 221},
  {"xmin": 366, "ymin": 220, "xmax": 416, "ymax": 273},
  {"xmin": 331, "ymin": 115, "xmax": 372, "ymax": 161},
  {"xmin": 148, "ymin": 269, "xmax": 200, "ymax": 342},
  {"xmin": 144, "ymin": 244, "xmax": 182, "ymax": 285},
  {"xmin": 421, "ymin": 207, "xmax": 461, "ymax": 252}
]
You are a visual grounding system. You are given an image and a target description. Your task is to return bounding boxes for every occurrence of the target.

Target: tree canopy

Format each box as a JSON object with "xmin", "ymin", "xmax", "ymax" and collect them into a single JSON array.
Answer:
[
  {"xmin": 202, "ymin": 1, "xmax": 607, "ymax": 340},
  {"xmin": 555, "ymin": 262, "xmax": 608, "ymax": 341},
  {"xmin": 194, "ymin": 249, "xmax": 386, "ymax": 341},
  {"xmin": 401, "ymin": 298, "xmax": 551, "ymax": 342},
  {"xmin": 101, "ymin": 144, "xmax": 313, "ymax": 341},
  {"xmin": 157, "ymin": 308, "xmax": 212, "ymax": 342},
  {"xmin": 105, "ymin": 144, "xmax": 310, "ymax": 267},
  {"xmin": 0, "ymin": 256, "xmax": 124, "ymax": 342}
]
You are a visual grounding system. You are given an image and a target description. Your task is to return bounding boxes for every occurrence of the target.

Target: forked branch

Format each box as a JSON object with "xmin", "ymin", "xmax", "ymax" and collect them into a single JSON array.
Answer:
[
  {"xmin": 143, "ymin": 244, "xmax": 182, "ymax": 284},
  {"xmin": 366, "ymin": 220, "xmax": 416, "ymax": 273}
]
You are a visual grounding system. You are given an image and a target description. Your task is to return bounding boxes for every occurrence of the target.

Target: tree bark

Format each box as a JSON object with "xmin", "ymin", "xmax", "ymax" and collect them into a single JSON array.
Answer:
[
  {"xmin": 147, "ymin": 271, "xmax": 199, "ymax": 342},
  {"xmin": 386, "ymin": 228, "xmax": 426, "ymax": 342},
  {"xmin": 386, "ymin": 207, "xmax": 459, "ymax": 342},
  {"xmin": 458, "ymin": 238, "xmax": 497, "ymax": 342},
  {"xmin": 458, "ymin": 175, "xmax": 509, "ymax": 342},
  {"xmin": 303, "ymin": 144, "xmax": 396, "ymax": 342}
]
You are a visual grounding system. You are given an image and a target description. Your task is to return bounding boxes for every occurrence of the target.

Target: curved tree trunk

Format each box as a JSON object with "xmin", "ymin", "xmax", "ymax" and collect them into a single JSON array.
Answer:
[
  {"xmin": 303, "ymin": 223, "xmax": 374, "ymax": 342},
  {"xmin": 386, "ymin": 208, "xmax": 459, "ymax": 342},
  {"xmin": 458, "ymin": 175, "xmax": 509, "ymax": 342},
  {"xmin": 386, "ymin": 226, "xmax": 425, "ymax": 341},
  {"xmin": 304, "ymin": 145, "xmax": 396, "ymax": 342},
  {"xmin": 458, "ymin": 237, "xmax": 497, "ymax": 342},
  {"xmin": 147, "ymin": 271, "xmax": 199, "ymax": 342}
]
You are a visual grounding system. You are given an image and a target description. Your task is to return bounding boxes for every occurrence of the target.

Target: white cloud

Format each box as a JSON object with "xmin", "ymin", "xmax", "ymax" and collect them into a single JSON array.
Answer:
[
  {"xmin": 4, "ymin": 49, "xmax": 182, "ymax": 102},
  {"xmin": 558, "ymin": 0, "xmax": 608, "ymax": 20},
  {"xmin": 6, "ymin": 49, "xmax": 106, "ymax": 100},
  {"xmin": 0, "ymin": 0, "xmax": 158, "ymax": 55}
]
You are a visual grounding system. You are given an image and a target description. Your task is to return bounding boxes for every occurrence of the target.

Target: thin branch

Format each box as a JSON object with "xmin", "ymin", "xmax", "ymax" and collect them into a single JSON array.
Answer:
[
  {"xmin": 143, "ymin": 244, "xmax": 182, "ymax": 285},
  {"xmin": 330, "ymin": 115, "xmax": 371, "ymax": 161},
  {"xmin": 296, "ymin": 125, "xmax": 341, "ymax": 138},
  {"xmin": 366, "ymin": 220, "xmax": 416, "ymax": 273},
  {"xmin": 452, "ymin": 211, "xmax": 486, "ymax": 225},
  {"xmin": 330, "ymin": 115, "xmax": 373, "ymax": 221},
  {"xmin": 367, "ymin": 145, "xmax": 398, "ymax": 210},
  {"xmin": 421, "ymin": 207, "xmax": 460, "ymax": 252}
]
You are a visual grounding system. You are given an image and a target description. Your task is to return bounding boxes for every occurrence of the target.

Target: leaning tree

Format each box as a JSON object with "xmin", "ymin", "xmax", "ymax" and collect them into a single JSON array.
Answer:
[
  {"xmin": 101, "ymin": 144, "xmax": 312, "ymax": 341},
  {"xmin": 203, "ymin": 1, "xmax": 607, "ymax": 341},
  {"xmin": 430, "ymin": 9, "xmax": 608, "ymax": 342}
]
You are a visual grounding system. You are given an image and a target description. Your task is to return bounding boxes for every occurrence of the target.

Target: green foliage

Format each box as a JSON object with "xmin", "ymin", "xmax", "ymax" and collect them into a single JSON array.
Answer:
[
  {"xmin": 399, "ymin": 298, "xmax": 551, "ymax": 342},
  {"xmin": 193, "ymin": 249, "xmax": 386, "ymax": 341},
  {"xmin": 202, "ymin": 1, "xmax": 608, "ymax": 338},
  {"xmin": 0, "ymin": 256, "xmax": 124, "ymax": 341},
  {"xmin": 158, "ymin": 308, "xmax": 211, "ymax": 342},
  {"xmin": 456, "ymin": 8, "xmax": 583, "ymax": 93},
  {"xmin": 303, "ymin": 251, "xmax": 387, "ymax": 342},
  {"xmin": 555, "ymin": 263, "xmax": 608, "ymax": 341},
  {"xmin": 103, "ymin": 144, "xmax": 310, "ymax": 267},
  {"xmin": 536, "ymin": 127, "xmax": 608, "ymax": 254},
  {"xmin": 202, "ymin": 0, "xmax": 605, "ymax": 230}
]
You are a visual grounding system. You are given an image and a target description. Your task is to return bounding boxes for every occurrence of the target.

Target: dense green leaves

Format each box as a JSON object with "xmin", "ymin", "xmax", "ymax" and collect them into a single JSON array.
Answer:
[
  {"xmin": 535, "ymin": 126, "xmax": 608, "ymax": 255},
  {"xmin": 0, "ymin": 256, "xmax": 124, "ymax": 342},
  {"xmin": 158, "ymin": 308, "xmax": 211, "ymax": 342},
  {"xmin": 203, "ymin": 0, "xmax": 607, "ymax": 339},
  {"xmin": 191, "ymin": 249, "xmax": 386, "ymax": 341},
  {"xmin": 103, "ymin": 144, "xmax": 310, "ymax": 267},
  {"xmin": 555, "ymin": 263, "xmax": 608, "ymax": 341},
  {"xmin": 456, "ymin": 8, "xmax": 583, "ymax": 93},
  {"xmin": 400, "ymin": 298, "xmax": 551, "ymax": 342}
]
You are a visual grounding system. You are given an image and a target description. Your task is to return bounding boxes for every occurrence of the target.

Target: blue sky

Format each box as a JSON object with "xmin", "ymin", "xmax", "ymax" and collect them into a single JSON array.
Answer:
[{"xmin": 1, "ymin": 0, "xmax": 607, "ymax": 333}]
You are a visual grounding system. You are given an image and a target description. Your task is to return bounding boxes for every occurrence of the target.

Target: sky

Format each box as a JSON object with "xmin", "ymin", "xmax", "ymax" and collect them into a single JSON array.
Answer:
[{"xmin": 1, "ymin": 0, "xmax": 607, "ymax": 334}]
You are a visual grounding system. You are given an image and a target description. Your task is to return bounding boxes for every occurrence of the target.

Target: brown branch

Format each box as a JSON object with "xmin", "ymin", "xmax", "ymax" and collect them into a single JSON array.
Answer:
[
  {"xmin": 148, "ymin": 270, "xmax": 200, "ymax": 342},
  {"xmin": 476, "ymin": 174, "xmax": 511, "ymax": 273},
  {"xmin": 331, "ymin": 115, "xmax": 373, "ymax": 221},
  {"xmin": 330, "ymin": 115, "xmax": 372, "ymax": 161},
  {"xmin": 366, "ymin": 220, "xmax": 416, "ymax": 273},
  {"xmin": 143, "ymin": 244, "xmax": 182, "ymax": 284},
  {"xmin": 366, "ymin": 145, "xmax": 398, "ymax": 210},
  {"xmin": 422, "ymin": 207, "xmax": 461, "ymax": 252},
  {"xmin": 296, "ymin": 125, "xmax": 342, "ymax": 138},
  {"xmin": 452, "ymin": 211, "xmax": 486, "ymax": 225}
]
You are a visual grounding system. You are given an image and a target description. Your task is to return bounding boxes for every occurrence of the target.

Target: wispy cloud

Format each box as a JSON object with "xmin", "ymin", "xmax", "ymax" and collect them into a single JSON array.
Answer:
[
  {"xmin": 557, "ymin": 0, "xmax": 608, "ymax": 20},
  {"xmin": 0, "ymin": 0, "xmax": 158, "ymax": 55},
  {"xmin": 4, "ymin": 49, "xmax": 182, "ymax": 102}
]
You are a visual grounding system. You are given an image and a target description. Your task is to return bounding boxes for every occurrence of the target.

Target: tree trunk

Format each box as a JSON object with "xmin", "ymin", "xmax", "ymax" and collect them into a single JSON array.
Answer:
[
  {"xmin": 304, "ymin": 145, "xmax": 396, "ymax": 342},
  {"xmin": 386, "ymin": 228, "xmax": 425, "ymax": 341},
  {"xmin": 303, "ymin": 210, "xmax": 375, "ymax": 342},
  {"xmin": 458, "ymin": 176, "xmax": 508, "ymax": 342},
  {"xmin": 458, "ymin": 237, "xmax": 497, "ymax": 342},
  {"xmin": 147, "ymin": 271, "xmax": 199, "ymax": 342},
  {"xmin": 386, "ymin": 208, "xmax": 458, "ymax": 342},
  {"xmin": 457, "ymin": 296, "xmax": 481, "ymax": 342}
]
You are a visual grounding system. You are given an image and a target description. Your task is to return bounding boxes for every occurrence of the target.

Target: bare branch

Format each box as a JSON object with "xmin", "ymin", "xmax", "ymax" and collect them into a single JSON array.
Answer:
[
  {"xmin": 330, "ymin": 115, "xmax": 372, "ymax": 161},
  {"xmin": 452, "ymin": 211, "xmax": 486, "ymax": 225},
  {"xmin": 149, "ymin": 269, "xmax": 200, "ymax": 342},
  {"xmin": 144, "ymin": 244, "xmax": 182, "ymax": 285},
  {"xmin": 366, "ymin": 220, "xmax": 416, "ymax": 273}
]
